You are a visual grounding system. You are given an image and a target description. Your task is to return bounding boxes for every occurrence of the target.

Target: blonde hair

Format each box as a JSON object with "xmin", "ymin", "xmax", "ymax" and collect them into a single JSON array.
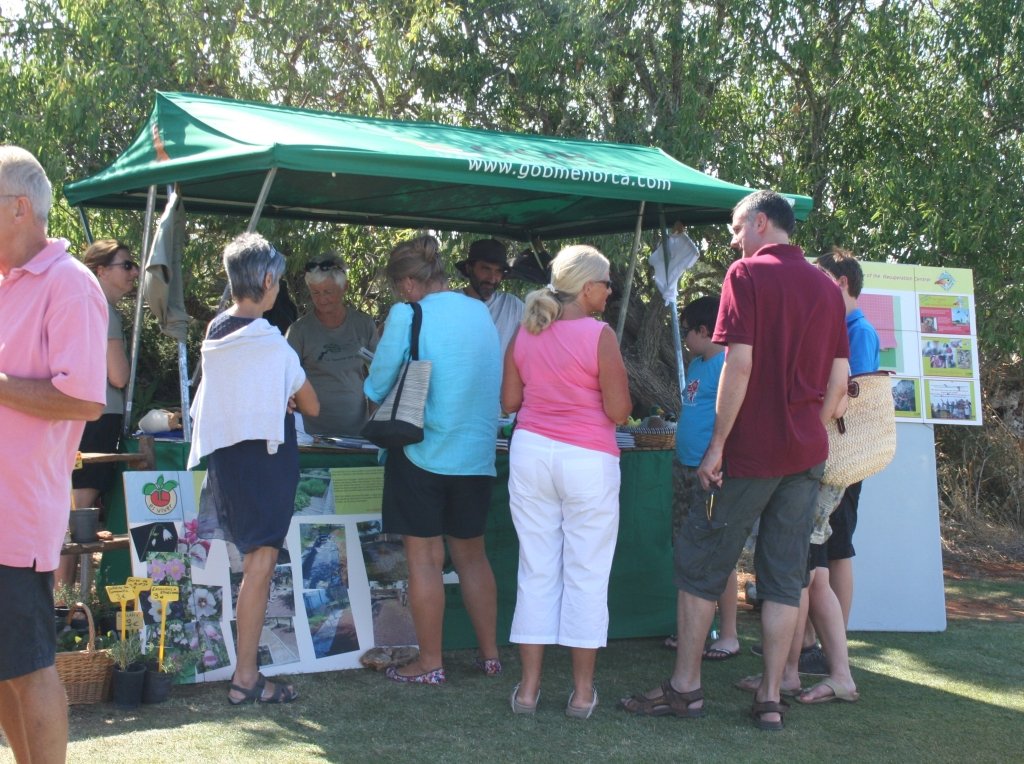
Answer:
[
  {"xmin": 386, "ymin": 234, "xmax": 446, "ymax": 288},
  {"xmin": 521, "ymin": 244, "xmax": 609, "ymax": 334}
]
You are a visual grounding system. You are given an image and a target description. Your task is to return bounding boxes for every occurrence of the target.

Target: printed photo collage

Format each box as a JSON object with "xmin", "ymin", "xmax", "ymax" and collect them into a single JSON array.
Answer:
[
  {"xmin": 123, "ymin": 465, "xmax": 416, "ymax": 681},
  {"xmin": 859, "ymin": 262, "xmax": 981, "ymax": 426}
]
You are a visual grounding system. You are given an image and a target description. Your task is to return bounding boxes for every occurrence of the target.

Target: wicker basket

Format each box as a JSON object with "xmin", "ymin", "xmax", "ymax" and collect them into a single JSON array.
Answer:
[
  {"xmin": 619, "ymin": 424, "xmax": 676, "ymax": 450},
  {"xmin": 55, "ymin": 603, "xmax": 113, "ymax": 705}
]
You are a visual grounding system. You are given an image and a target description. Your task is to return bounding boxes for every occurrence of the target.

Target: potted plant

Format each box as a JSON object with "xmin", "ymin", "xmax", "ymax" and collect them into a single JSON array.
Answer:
[{"xmin": 109, "ymin": 633, "xmax": 145, "ymax": 708}]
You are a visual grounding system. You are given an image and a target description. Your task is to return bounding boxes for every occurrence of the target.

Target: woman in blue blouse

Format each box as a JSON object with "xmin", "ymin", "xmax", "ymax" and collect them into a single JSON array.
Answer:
[{"xmin": 364, "ymin": 234, "xmax": 502, "ymax": 684}]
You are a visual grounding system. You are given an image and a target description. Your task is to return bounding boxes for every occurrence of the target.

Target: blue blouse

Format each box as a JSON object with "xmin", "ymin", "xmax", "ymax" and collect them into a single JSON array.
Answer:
[{"xmin": 364, "ymin": 291, "xmax": 500, "ymax": 476}]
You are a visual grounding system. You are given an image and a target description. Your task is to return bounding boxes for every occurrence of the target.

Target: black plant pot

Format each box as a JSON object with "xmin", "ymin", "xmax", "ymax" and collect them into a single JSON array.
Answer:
[
  {"xmin": 111, "ymin": 663, "xmax": 146, "ymax": 708},
  {"xmin": 142, "ymin": 668, "xmax": 173, "ymax": 704},
  {"xmin": 96, "ymin": 612, "xmax": 117, "ymax": 636}
]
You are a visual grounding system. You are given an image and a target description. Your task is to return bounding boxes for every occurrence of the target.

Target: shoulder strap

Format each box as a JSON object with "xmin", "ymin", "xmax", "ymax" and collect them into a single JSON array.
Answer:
[{"xmin": 409, "ymin": 301, "xmax": 423, "ymax": 361}]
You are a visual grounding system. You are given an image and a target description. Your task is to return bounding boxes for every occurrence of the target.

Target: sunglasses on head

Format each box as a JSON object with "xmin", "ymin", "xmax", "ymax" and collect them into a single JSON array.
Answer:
[
  {"xmin": 304, "ymin": 260, "xmax": 344, "ymax": 273},
  {"xmin": 112, "ymin": 260, "xmax": 139, "ymax": 271}
]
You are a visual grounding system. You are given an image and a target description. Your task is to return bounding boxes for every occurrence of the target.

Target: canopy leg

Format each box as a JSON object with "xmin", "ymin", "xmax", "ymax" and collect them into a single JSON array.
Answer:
[
  {"xmin": 614, "ymin": 201, "xmax": 645, "ymax": 344},
  {"xmin": 123, "ymin": 185, "xmax": 159, "ymax": 436}
]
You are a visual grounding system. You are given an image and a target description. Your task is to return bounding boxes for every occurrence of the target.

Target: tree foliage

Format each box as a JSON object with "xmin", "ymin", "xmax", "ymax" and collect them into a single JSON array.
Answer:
[{"xmin": 2, "ymin": 0, "xmax": 1022, "ymax": 521}]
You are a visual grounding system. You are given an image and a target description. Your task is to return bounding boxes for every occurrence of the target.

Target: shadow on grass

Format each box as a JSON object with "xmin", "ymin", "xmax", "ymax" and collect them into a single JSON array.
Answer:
[{"xmin": 53, "ymin": 612, "xmax": 1024, "ymax": 763}]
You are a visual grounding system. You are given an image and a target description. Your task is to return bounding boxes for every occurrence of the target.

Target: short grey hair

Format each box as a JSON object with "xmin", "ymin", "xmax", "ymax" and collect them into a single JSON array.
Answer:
[
  {"xmin": 223, "ymin": 233, "xmax": 285, "ymax": 303},
  {"xmin": 0, "ymin": 145, "xmax": 53, "ymax": 225}
]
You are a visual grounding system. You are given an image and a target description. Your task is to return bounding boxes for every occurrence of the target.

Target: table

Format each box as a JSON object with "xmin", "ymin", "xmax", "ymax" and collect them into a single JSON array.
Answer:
[
  {"xmin": 60, "ymin": 535, "xmax": 130, "ymax": 599},
  {"xmin": 101, "ymin": 439, "xmax": 677, "ymax": 648}
]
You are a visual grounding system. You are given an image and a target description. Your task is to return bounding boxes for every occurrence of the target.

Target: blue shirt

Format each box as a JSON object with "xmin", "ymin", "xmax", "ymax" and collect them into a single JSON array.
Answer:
[
  {"xmin": 364, "ymin": 291, "xmax": 500, "ymax": 476},
  {"xmin": 847, "ymin": 308, "xmax": 880, "ymax": 375},
  {"xmin": 676, "ymin": 350, "xmax": 726, "ymax": 467}
]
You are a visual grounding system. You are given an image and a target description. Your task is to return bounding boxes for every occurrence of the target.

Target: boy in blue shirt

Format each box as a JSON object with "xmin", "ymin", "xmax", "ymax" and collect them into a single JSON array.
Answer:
[{"xmin": 666, "ymin": 295, "xmax": 737, "ymax": 659}]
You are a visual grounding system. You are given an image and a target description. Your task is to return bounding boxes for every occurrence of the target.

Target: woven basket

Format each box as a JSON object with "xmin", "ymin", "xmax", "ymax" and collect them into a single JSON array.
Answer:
[
  {"xmin": 55, "ymin": 603, "xmax": 113, "ymax": 705},
  {"xmin": 823, "ymin": 372, "xmax": 897, "ymax": 487},
  {"xmin": 619, "ymin": 424, "xmax": 676, "ymax": 450}
]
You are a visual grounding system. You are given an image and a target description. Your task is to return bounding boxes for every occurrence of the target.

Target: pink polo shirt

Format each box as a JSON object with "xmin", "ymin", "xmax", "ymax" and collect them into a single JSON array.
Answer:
[{"xmin": 0, "ymin": 239, "xmax": 108, "ymax": 570}]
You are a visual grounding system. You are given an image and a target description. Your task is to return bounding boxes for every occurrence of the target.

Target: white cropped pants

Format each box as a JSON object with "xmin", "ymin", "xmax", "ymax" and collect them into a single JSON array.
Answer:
[{"xmin": 508, "ymin": 429, "xmax": 620, "ymax": 648}]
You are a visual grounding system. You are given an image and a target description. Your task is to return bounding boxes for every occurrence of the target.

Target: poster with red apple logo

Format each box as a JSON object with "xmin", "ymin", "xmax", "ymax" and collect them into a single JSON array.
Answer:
[{"xmin": 123, "ymin": 471, "xmax": 189, "ymax": 525}]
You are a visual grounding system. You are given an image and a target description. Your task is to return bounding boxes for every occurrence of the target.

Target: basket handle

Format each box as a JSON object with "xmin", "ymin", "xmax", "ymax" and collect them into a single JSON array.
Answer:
[{"xmin": 68, "ymin": 602, "xmax": 97, "ymax": 652}]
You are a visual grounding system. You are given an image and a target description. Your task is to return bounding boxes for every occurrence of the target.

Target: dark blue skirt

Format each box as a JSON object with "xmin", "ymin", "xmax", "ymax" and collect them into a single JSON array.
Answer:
[{"xmin": 197, "ymin": 414, "xmax": 298, "ymax": 554}]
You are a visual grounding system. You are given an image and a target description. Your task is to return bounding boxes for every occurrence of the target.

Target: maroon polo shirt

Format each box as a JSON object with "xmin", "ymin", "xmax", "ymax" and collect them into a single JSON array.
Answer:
[{"xmin": 713, "ymin": 243, "xmax": 849, "ymax": 478}]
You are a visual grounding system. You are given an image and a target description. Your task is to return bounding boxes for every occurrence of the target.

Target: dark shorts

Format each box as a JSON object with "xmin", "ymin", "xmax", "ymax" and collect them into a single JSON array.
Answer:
[
  {"xmin": 826, "ymin": 481, "xmax": 862, "ymax": 561},
  {"xmin": 675, "ymin": 463, "xmax": 824, "ymax": 608},
  {"xmin": 382, "ymin": 447, "xmax": 494, "ymax": 539},
  {"xmin": 72, "ymin": 413, "xmax": 123, "ymax": 493},
  {"xmin": 808, "ymin": 542, "xmax": 829, "ymax": 572},
  {"xmin": 0, "ymin": 565, "xmax": 56, "ymax": 681}
]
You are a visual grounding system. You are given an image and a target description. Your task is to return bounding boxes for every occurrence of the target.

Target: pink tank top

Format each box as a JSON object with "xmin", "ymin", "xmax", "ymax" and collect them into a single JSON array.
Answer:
[{"xmin": 513, "ymin": 317, "xmax": 618, "ymax": 456}]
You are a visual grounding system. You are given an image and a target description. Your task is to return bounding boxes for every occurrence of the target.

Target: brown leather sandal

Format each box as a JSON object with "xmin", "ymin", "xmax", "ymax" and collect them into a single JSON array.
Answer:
[
  {"xmin": 750, "ymin": 698, "xmax": 789, "ymax": 731},
  {"xmin": 619, "ymin": 680, "xmax": 706, "ymax": 718}
]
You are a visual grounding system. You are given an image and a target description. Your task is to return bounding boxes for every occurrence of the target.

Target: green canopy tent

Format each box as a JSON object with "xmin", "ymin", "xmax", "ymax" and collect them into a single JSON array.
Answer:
[
  {"xmin": 65, "ymin": 91, "xmax": 813, "ymax": 434},
  {"xmin": 66, "ymin": 91, "xmax": 811, "ymax": 237}
]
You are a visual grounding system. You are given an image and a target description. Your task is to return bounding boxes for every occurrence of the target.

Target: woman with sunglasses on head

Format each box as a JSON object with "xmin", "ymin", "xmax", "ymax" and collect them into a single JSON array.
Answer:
[
  {"xmin": 286, "ymin": 253, "xmax": 378, "ymax": 437},
  {"xmin": 501, "ymin": 245, "xmax": 631, "ymax": 719},
  {"xmin": 54, "ymin": 239, "xmax": 140, "ymax": 595}
]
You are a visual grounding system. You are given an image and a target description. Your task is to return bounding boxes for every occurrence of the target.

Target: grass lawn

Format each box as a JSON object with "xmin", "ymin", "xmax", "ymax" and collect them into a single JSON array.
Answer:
[{"xmin": 6, "ymin": 577, "xmax": 1022, "ymax": 763}]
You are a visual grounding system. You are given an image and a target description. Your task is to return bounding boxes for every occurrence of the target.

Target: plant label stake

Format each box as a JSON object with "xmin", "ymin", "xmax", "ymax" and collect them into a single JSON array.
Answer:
[
  {"xmin": 150, "ymin": 585, "xmax": 179, "ymax": 667},
  {"xmin": 105, "ymin": 585, "xmax": 133, "ymax": 641},
  {"xmin": 126, "ymin": 576, "xmax": 153, "ymax": 613}
]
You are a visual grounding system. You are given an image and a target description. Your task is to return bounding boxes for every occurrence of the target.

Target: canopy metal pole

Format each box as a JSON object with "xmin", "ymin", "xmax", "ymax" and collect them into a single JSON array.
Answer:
[
  {"xmin": 178, "ymin": 341, "xmax": 191, "ymax": 441},
  {"xmin": 76, "ymin": 207, "xmax": 94, "ymax": 246},
  {"xmin": 247, "ymin": 167, "xmax": 278, "ymax": 233},
  {"xmin": 123, "ymin": 185, "xmax": 158, "ymax": 437},
  {"xmin": 659, "ymin": 206, "xmax": 687, "ymax": 405},
  {"xmin": 214, "ymin": 167, "xmax": 280, "ymax": 315},
  {"xmin": 165, "ymin": 185, "xmax": 193, "ymax": 443},
  {"xmin": 614, "ymin": 201, "xmax": 645, "ymax": 343}
]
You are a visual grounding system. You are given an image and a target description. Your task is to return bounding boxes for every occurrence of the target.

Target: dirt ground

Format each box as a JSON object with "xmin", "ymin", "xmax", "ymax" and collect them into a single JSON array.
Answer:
[
  {"xmin": 735, "ymin": 557, "xmax": 1023, "ymax": 623},
  {"xmin": 943, "ymin": 559, "xmax": 1024, "ymax": 622}
]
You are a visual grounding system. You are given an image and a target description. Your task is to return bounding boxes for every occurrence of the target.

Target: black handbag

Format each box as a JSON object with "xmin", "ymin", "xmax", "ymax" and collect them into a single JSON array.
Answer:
[{"xmin": 361, "ymin": 302, "xmax": 431, "ymax": 448}]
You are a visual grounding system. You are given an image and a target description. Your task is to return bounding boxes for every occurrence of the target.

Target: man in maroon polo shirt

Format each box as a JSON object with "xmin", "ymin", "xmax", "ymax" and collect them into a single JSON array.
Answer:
[{"xmin": 621, "ymin": 190, "xmax": 848, "ymax": 731}]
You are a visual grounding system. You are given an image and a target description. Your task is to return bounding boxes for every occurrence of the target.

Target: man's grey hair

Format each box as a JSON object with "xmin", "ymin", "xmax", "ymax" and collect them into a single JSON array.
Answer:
[
  {"xmin": 0, "ymin": 145, "xmax": 53, "ymax": 225},
  {"xmin": 223, "ymin": 233, "xmax": 285, "ymax": 303},
  {"xmin": 734, "ymin": 189, "xmax": 796, "ymax": 236}
]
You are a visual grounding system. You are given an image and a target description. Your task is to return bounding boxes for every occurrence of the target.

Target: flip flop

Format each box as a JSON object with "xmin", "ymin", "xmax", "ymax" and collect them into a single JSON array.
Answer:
[
  {"xmin": 702, "ymin": 646, "xmax": 739, "ymax": 661},
  {"xmin": 385, "ymin": 665, "xmax": 446, "ymax": 685},
  {"xmin": 794, "ymin": 677, "xmax": 859, "ymax": 704}
]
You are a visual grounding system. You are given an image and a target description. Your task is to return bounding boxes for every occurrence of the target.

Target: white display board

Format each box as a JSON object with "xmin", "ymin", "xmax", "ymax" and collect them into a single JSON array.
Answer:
[
  {"xmin": 850, "ymin": 422, "xmax": 947, "ymax": 631},
  {"xmin": 121, "ymin": 467, "xmax": 413, "ymax": 682}
]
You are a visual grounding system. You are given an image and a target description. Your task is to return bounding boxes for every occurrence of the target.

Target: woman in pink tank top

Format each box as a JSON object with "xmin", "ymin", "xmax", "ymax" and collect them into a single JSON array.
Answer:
[{"xmin": 501, "ymin": 245, "xmax": 631, "ymax": 719}]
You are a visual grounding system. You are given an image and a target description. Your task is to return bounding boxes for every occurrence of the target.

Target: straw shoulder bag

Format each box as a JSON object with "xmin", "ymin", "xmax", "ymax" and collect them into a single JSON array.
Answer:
[
  {"xmin": 361, "ymin": 302, "xmax": 431, "ymax": 449},
  {"xmin": 822, "ymin": 371, "xmax": 897, "ymax": 488}
]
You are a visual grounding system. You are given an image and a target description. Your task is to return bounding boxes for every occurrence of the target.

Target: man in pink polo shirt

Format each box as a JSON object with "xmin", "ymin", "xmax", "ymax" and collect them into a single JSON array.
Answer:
[{"xmin": 0, "ymin": 146, "xmax": 107, "ymax": 763}]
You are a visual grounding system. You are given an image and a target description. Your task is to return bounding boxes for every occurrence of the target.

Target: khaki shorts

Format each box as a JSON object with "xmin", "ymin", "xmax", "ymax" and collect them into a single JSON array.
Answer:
[{"xmin": 674, "ymin": 463, "xmax": 824, "ymax": 608}]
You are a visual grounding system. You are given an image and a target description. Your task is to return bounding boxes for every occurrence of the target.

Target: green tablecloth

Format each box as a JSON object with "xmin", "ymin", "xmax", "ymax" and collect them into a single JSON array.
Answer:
[{"xmin": 102, "ymin": 440, "xmax": 675, "ymax": 649}]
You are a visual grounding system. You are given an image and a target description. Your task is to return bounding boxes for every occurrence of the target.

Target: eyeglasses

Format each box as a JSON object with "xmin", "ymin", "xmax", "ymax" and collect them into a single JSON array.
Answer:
[
  {"xmin": 111, "ymin": 260, "xmax": 139, "ymax": 271},
  {"xmin": 593, "ymin": 279, "xmax": 612, "ymax": 289},
  {"xmin": 305, "ymin": 260, "xmax": 344, "ymax": 273},
  {"xmin": 681, "ymin": 324, "xmax": 693, "ymax": 335}
]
